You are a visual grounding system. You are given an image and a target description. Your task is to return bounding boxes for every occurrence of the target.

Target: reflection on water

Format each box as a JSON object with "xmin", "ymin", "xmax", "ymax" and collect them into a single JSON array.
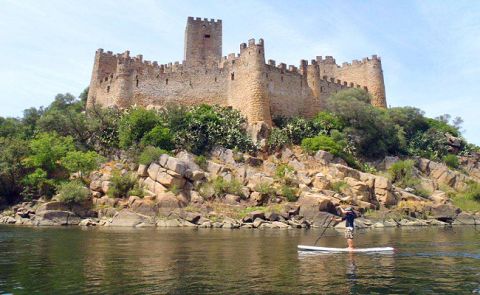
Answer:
[{"xmin": 0, "ymin": 226, "xmax": 479, "ymax": 294}]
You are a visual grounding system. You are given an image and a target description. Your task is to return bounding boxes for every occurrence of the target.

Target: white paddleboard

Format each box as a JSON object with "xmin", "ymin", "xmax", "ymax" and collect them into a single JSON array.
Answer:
[{"xmin": 298, "ymin": 245, "xmax": 394, "ymax": 252}]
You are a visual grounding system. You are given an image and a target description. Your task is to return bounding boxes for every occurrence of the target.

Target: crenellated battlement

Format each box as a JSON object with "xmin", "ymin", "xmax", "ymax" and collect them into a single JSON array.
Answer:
[
  {"xmin": 87, "ymin": 17, "xmax": 387, "ymax": 123},
  {"xmin": 187, "ymin": 16, "xmax": 222, "ymax": 25}
]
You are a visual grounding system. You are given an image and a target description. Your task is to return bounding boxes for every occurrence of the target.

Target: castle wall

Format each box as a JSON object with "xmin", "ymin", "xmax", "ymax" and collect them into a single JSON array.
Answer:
[{"xmin": 87, "ymin": 17, "xmax": 388, "ymax": 126}]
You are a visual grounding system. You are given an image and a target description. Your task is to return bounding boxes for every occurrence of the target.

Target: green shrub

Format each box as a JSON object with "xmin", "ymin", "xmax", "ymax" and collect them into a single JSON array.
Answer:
[
  {"xmin": 407, "ymin": 129, "xmax": 450, "ymax": 161},
  {"xmin": 267, "ymin": 128, "xmax": 290, "ymax": 151},
  {"xmin": 388, "ymin": 160, "xmax": 419, "ymax": 188},
  {"xmin": 212, "ymin": 177, "xmax": 243, "ymax": 197},
  {"xmin": 281, "ymin": 184, "xmax": 297, "ymax": 202},
  {"xmin": 462, "ymin": 182, "xmax": 480, "ymax": 201},
  {"xmin": 22, "ymin": 168, "xmax": 57, "ymax": 199},
  {"xmin": 275, "ymin": 164, "xmax": 294, "ymax": 179},
  {"xmin": 255, "ymin": 182, "xmax": 275, "ymax": 197},
  {"xmin": 118, "ymin": 108, "xmax": 160, "ymax": 149},
  {"xmin": 168, "ymin": 184, "xmax": 181, "ymax": 195},
  {"xmin": 127, "ymin": 184, "xmax": 145, "ymax": 198},
  {"xmin": 168, "ymin": 104, "xmax": 255, "ymax": 154},
  {"xmin": 107, "ymin": 171, "xmax": 137, "ymax": 198},
  {"xmin": 140, "ymin": 126, "xmax": 174, "ymax": 150},
  {"xmin": 327, "ymin": 89, "xmax": 404, "ymax": 158},
  {"xmin": 194, "ymin": 155, "xmax": 208, "ymax": 170},
  {"xmin": 443, "ymin": 154, "xmax": 459, "ymax": 169},
  {"xmin": 312, "ymin": 111, "xmax": 344, "ymax": 134},
  {"xmin": 138, "ymin": 146, "xmax": 169, "ymax": 165},
  {"xmin": 330, "ymin": 181, "xmax": 349, "ymax": 193},
  {"xmin": 414, "ymin": 187, "xmax": 432, "ymax": 198},
  {"xmin": 61, "ymin": 150, "xmax": 104, "ymax": 180},
  {"xmin": 57, "ymin": 180, "xmax": 89, "ymax": 204},
  {"xmin": 24, "ymin": 132, "xmax": 75, "ymax": 173},
  {"xmin": 301, "ymin": 135, "xmax": 343, "ymax": 155}
]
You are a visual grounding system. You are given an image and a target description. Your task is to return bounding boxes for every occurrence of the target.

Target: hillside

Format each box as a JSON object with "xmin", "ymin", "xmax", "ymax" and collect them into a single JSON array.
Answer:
[{"xmin": 0, "ymin": 88, "xmax": 479, "ymax": 228}]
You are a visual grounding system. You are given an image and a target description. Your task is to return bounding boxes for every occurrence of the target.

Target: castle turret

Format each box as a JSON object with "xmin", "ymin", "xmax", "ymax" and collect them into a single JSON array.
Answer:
[
  {"xmin": 113, "ymin": 51, "xmax": 134, "ymax": 108},
  {"xmin": 365, "ymin": 55, "xmax": 386, "ymax": 108},
  {"xmin": 184, "ymin": 17, "xmax": 222, "ymax": 67},
  {"xmin": 228, "ymin": 38, "xmax": 271, "ymax": 125}
]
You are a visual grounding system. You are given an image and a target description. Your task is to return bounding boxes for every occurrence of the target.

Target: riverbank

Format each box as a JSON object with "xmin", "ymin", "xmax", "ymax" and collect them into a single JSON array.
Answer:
[{"xmin": 1, "ymin": 147, "xmax": 480, "ymax": 230}]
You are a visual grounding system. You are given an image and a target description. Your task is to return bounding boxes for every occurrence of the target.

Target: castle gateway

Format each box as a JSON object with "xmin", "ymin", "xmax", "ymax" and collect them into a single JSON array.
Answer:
[{"xmin": 87, "ymin": 17, "xmax": 387, "ymax": 125}]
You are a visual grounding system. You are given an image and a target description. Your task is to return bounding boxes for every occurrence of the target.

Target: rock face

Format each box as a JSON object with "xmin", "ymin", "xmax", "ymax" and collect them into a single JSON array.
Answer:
[
  {"xmin": 109, "ymin": 210, "xmax": 154, "ymax": 227},
  {"xmin": 33, "ymin": 210, "xmax": 81, "ymax": 226}
]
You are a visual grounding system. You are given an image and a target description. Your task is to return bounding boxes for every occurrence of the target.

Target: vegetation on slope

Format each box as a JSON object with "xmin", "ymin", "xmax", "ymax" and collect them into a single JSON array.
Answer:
[{"xmin": 0, "ymin": 87, "xmax": 478, "ymax": 208}]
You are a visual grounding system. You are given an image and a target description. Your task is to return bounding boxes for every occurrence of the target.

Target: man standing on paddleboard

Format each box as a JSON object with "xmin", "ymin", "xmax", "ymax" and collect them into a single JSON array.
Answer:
[{"xmin": 332, "ymin": 207, "xmax": 357, "ymax": 249}]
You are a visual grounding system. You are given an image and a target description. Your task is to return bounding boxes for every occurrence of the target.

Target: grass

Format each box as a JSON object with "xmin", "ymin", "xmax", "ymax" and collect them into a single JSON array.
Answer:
[
  {"xmin": 388, "ymin": 159, "xmax": 419, "ymax": 188},
  {"xmin": 194, "ymin": 155, "xmax": 208, "ymax": 170},
  {"xmin": 330, "ymin": 181, "xmax": 349, "ymax": 194},
  {"xmin": 275, "ymin": 164, "xmax": 294, "ymax": 179},
  {"xmin": 280, "ymin": 184, "xmax": 298, "ymax": 202},
  {"xmin": 452, "ymin": 195, "xmax": 480, "ymax": 212},
  {"xmin": 254, "ymin": 182, "xmax": 276, "ymax": 197}
]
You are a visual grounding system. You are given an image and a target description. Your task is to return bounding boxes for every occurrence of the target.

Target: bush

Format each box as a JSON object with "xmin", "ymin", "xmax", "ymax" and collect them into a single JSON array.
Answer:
[
  {"xmin": 301, "ymin": 135, "xmax": 343, "ymax": 155},
  {"xmin": 212, "ymin": 176, "xmax": 243, "ymax": 197},
  {"xmin": 267, "ymin": 128, "xmax": 290, "ymax": 151},
  {"xmin": 388, "ymin": 160, "xmax": 419, "ymax": 188},
  {"xmin": 24, "ymin": 132, "xmax": 75, "ymax": 173},
  {"xmin": 407, "ymin": 129, "xmax": 450, "ymax": 161},
  {"xmin": 107, "ymin": 171, "xmax": 137, "ymax": 198},
  {"xmin": 255, "ymin": 182, "xmax": 275, "ymax": 197},
  {"xmin": 168, "ymin": 104, "xmax": 255, "ymax": 154},
  {"xmin": 140, "ymin": 126, "xmax": 174, "ymax": 150},
  {"xmin": 138, "ymin": 146, "xmax": 169, "ymax": 165},
  {"xmin": 127, "ymin": 184, "xmax": 145, "ymax": 198},
  {"xmin": 61, "ymin": 150, "xmax": 104, "ymax": 180},
  {"xmin": 57, "ymin": 180, "xmax": 89, "ymax": 204},
  {"xmin": 312, "ymin": 111, "xmax": 344, "ymax": 135},
  {"xmin": 443, "ymin": 154, "xmax": 459, "ymax": 169},
  {"xmin": 327, "ymin": 89, "xmax": 403, "ymax": 158},
  {"xmin": 462, "ymin": 182, "xmax": 480, "ymax": 201},
  {"xmin": 281, "ymin": 184, "xmax": 297, "ymax": 202},
  {"xmin": 118, "ymin": 108, "xmax": 160, "ymax": 149},
  {"xmin": 275, "ymin": 164, "xmax": 294, "ymax": 179},
  {"xmin": 194, "ymin": 155, "xmax": 208, "ymax": 170}
]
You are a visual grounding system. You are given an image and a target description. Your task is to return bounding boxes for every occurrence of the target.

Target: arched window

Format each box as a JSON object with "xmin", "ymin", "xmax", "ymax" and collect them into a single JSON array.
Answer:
[
  {"xmin": 107, "ymin": 86, "xmax": 110, "ymax": 93},
  {"xmin": 166, "ymin": 78, "xmax": 168, "ymax": 85},
  {"xmin": 231, "ymin": 73, "xmax": 235, "ymax": 80}
]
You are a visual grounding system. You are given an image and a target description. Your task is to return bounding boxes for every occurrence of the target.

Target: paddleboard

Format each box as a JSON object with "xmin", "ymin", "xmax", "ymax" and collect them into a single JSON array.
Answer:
[{"xmin": 298, "ymin": 245, "xmax": 394, "ymax": 252}]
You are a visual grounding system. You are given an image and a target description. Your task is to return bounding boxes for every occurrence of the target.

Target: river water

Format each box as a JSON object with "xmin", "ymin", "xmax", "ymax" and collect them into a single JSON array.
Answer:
[{"xmin": 0, "ymin": 225, "xmax": 479, "ymax": 294}]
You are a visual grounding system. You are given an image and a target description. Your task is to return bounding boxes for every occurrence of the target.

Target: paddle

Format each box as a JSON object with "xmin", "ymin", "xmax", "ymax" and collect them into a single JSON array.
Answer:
[{"xmin": 314, "ymin": 217, "xmax": 334, "ymax": 246}]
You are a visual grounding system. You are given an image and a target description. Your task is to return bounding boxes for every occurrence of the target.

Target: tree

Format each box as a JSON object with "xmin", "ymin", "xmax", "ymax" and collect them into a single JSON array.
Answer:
[
  {"xmin": 24, "ymin": 132, "xmax": 75, "ymax": 174},
  {"xmin": 327, "ymin": 89, "xmax": 403, "ymax": 158},
  {"xmin": 0, "ymin": 137, "xmax": 30, "ymax": 204},
  {"xmin": 61, "ymin": 150, "xmax": 104, "ymax": 181}
]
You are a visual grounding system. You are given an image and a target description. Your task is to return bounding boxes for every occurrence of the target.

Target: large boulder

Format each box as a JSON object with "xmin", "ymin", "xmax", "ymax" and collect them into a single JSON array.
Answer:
[
  {"xmin": 165, "ymin": 157, "xmax": 187, "ymax": 176},
  {"xmin": 156, "ymin": 171, "xmax": 185, "ymax": 188},
  {"xmin": 36, "ymin": 201, "xmax": 94, "ymax": 218},
  {"xmin": 33, "ymin": 210, "xmax": 81, "ymax": 226},
  {"xmin": 109, "ymin": 209, "xmax": 154, "ymax": 227},
  {"xmin": 429, "ymin": 204, "xmax": 461, "ymax": 222},
  {"xmin": 429, "ymin": 190, "xmax": 450, "ymax": 204},
  {"xmin": 314, "ymin": 150, "xmax": 334, "ymax": 165},
  {"xmin": 130, "ymin": 199, "xmax": 159, "ymax": 216},
  {"xmin": 297, "ymin": 192, "xmax": 336, "ymax": 220}
]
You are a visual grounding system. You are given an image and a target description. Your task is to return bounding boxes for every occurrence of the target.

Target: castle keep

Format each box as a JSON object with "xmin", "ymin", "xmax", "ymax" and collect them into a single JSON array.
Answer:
[{"xmin": 87, "ymin": 17, "xmax": 387, "ymax": 125}]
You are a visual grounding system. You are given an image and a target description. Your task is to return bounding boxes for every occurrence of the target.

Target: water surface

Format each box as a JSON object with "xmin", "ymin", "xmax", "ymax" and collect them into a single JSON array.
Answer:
[{"xmin": 0, "ymin": 226, "xmax": 479, "ymax": 294}]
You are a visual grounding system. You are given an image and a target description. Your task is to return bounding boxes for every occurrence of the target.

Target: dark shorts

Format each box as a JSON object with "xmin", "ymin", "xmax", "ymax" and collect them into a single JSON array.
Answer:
[{"xmin": 345, "ymin": 227, "xmax": 354, "ymax": 239}]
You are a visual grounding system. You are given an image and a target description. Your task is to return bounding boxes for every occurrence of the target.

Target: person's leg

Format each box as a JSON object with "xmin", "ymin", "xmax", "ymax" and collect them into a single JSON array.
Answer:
[{"xmin": 347, "ymin": 238, "xmax": 354, "ymax": 249}]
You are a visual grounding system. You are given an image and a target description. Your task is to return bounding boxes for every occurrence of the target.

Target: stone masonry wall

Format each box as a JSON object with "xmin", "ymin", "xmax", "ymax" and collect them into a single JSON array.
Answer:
[{"xmin": 87, "ymin": 17, "xmax": 387, "ymax": 125}]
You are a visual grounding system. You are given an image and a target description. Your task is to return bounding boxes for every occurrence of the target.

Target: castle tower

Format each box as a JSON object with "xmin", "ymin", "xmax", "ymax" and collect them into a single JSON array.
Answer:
[
  {"xmin": 305, "ymin": 60, "xmax": 324, "ymax": 116},
  {"xmin": 113, "ymin": 51, "xmax": 134, "ymax": 108},
  {"xmin": 184, "ymin": 17, "xmax": 222, "ymax": 67},
  {"xmin": 365, "ymin": 55, "xmax": 387, "ymax": 108},
  {"xmin": 228, "ymin": 39, "xmax": 272, "ymax": 125}
]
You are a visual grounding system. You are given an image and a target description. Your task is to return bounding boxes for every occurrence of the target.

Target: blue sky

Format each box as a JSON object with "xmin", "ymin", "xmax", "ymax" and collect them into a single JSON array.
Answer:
[{"xmin": 1, "ymin": 0, "xmax": 479, "ymax": 144}]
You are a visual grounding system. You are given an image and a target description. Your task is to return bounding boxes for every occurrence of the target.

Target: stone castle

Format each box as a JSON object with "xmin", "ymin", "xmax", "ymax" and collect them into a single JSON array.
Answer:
[{"xmin": 87, "ymin": 17, "xmax": 387, "ymax": 125}]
